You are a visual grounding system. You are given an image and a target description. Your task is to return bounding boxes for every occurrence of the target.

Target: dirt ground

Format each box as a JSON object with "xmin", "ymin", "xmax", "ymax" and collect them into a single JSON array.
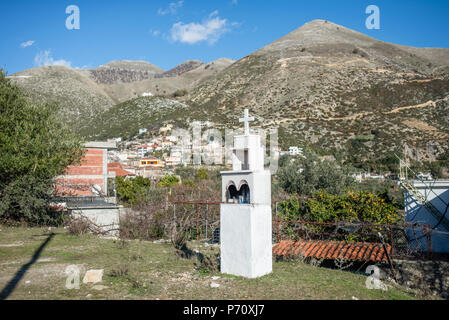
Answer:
[{"xmin": 0, "ymin": 226, "xmax": 437, "ymax": 300}]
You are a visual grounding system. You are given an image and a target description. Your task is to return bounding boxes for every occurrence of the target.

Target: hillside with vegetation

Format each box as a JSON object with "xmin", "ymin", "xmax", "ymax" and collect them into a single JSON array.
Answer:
[
  {"xmin": 81, "ymin": 96, "xmax": 190, "ymax": 141},
  {"xmin": 8, "ymin": 20, "xmax": 449, "ymax": 172},
  {"xmin": 185, "ymin": 20, "xmax": 449, "ymax": 169}
]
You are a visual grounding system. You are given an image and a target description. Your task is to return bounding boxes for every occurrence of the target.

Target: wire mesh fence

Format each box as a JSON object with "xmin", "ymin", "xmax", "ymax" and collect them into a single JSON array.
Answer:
[
  {"xmin": 168, "ymin": 200, "xmax": 446, "ymax": 261},
  {"xmin": 170, "ymin": 201, "xmax": 221, "ymax": 242},
  {"xmin": 272, "ymin": 216, "xmax": 434, "ymax": 260}
]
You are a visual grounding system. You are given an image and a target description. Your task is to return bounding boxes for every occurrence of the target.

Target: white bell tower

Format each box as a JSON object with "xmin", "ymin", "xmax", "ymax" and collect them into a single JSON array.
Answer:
[{"xmin": 220, "ymin": 109, "xmax": 272, "ymax": 278}]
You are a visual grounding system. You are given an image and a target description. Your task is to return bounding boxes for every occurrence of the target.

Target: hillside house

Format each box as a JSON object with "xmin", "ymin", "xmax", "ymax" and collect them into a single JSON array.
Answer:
[
  {"xmin": 166, "ymin": 156, "xmax": 182, "ymax": 166},
  {"xmin": 137, "ymin": 144, "xmax": 153, "ymax": 158},
  {"xmin": 289, "ymin": 146, "xmax": 303, "ymax": 156},
  {"xmin": 108, "ymin": 162, "xmax": 136, "ymax": 179},
  {"xmin": 56, "ymin": 141, "xmax": 117, "ymax": 197},
  {"xmin": 140, "ymin": 157, "xmax": 164, "ymax": 168}
]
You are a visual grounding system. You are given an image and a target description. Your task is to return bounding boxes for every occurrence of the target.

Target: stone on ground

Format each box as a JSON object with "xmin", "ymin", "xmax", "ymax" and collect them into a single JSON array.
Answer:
[{"xmin": 83, "ymin": 269, "xmax": 104, "ymax": 284}]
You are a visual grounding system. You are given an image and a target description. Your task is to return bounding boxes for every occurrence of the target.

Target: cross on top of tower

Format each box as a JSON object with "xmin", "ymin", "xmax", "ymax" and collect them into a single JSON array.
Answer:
[{"xmin": 239, "ymin": 109, "xmax": 255, "ymax": 136}]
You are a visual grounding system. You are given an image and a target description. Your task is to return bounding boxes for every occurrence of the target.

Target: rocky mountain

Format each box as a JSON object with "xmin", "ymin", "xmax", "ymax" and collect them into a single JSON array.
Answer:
[
  {"xmin": 94, "ymin": 58, "xmax": 235, "ymax": 103},
  {"xmin": 81, "ymin": 96, "xmax": 190, "ymax": 140},
  {"xmin": 9, "ymin": 19, "xmax": 449, "ymax": 168},
  {"xmin": 84, "ymin": 60, "xmax": 164, "ymax": 84},
  {"xmin": 8, "ymin": 66, "xmax": 115, "ymax": 131},
  {"xmin": 186, "ymin": 20, "xmax": 449, "ymax": 165},
  {"xmin": 156, "ymin": 60, "xmax": 204, "ymax": 78},
  {"xmin": 9, "ymin": 58, "xmax": 235, "ymax": 130}
]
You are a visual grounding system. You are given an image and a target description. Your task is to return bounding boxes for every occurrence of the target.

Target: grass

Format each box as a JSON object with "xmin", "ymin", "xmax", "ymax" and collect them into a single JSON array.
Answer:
[{"xmin": 0, "ymin": 226, "xmax": 431, "ymax": 300}]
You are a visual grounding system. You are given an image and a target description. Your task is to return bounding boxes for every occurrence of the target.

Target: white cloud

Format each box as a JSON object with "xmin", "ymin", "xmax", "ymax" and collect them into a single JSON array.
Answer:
[
  {"xmin": 34, "ymin": 50, "xmax": 72, "ymax": 68},
  {"xmin": 231, "ymin": 0, "xmax": 238, "ymax": 5},
  {"xmin": 20, "ymin": 40, "xmax": 35, "ymax": 48},
  {"xmin": 158, "ymin": 1, "xmax": 183, "ymax": 16},
  {"xmin": 170, "ymin": 11, "xmax": 232, "ymax": 45},
  {"xmin": 149, "ymin": 29, "xmax": 161, "ymax": 36}
]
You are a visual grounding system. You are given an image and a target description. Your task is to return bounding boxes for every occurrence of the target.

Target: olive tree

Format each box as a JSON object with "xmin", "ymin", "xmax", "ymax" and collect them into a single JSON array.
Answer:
[
  {"xmin": 0, "ymin": 70, "xmax": 84, "ymax": 225},
  {"xmin": 277, "ymin": 150, "xmax": 355, "ymax": 196}
]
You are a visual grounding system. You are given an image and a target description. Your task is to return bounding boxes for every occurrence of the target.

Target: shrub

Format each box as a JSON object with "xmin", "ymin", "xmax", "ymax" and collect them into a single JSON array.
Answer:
[
  {"xmin": 278, "ymin": 190, "xmax": 402, "ymax": 225},
  {"xmin": 172, "ymin": 89, "xmax": 188, "ymax": 97},
  {"xmin": 66, "ymin": 217, "xmax": 91, "ymax": 235},
  {"xmin": 158, "ymin": 175, "xmax": 180, "ymax": 188},
  {"xmin": 116, "ymin": 176, "xmax": 151, "ymax": 206},
  {"xmin": 196, "ymin": 168, "xmax": 209, "ymax": 180},
  {"xmin": 65, "ymin": 216, "xmax": 110, "ymax": 236}
]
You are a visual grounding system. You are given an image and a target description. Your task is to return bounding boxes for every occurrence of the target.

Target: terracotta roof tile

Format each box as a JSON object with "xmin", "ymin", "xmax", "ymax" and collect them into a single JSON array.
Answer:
[{"xmin": 273, "ymin": 240, "xmax": 392, "ymax": 263}]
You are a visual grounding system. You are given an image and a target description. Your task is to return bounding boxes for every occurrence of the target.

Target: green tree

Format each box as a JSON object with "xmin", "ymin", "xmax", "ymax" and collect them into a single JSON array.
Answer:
[
  {"xmin": 277, "ymin": 150, "xmax": 355, "ymax": 196},
  {"xmin": 0, "ymin": 70, "xmax": 84, "ymax": 225},
  {"xmin": 158, "ymin": 175, "xmax": 180, "ymax": 188},
  {"xmin": 196, "ymin": 168, "xmax": 209, "ymax": 180},
  {"xmin": 115, "ymin": 176, "xmax": 151, "ymax": 205}
]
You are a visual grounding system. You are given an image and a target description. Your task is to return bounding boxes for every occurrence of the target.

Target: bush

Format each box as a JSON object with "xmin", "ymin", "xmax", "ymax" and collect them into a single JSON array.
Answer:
[
  {"xmin": 119, "ymin": 187, "xmax": 168, "ymax": 240},
  {"xmin": 120, "ymin": 210, "xmax": 169, "ymax": 241},
  {"xmin": 196, "ymin": 168, "xmax": 209, "ymax": 180},
  {"xmin": 116, "ymin": 176, "xmax": 151, "ymax": 205},
  {"xmin": 66, "ymin": 216, "xmax": 91, "ymax": 235},
  {"xmin": 278, "ymin": 190, "xmax": 402, "ymax": 225},
  {"xmin": 158, "ymin": 175, "xmax": 179, "ymax": 188},
  {"xmin": 172, "ymin": 89, "xmax": 188, "ymax": 97}
]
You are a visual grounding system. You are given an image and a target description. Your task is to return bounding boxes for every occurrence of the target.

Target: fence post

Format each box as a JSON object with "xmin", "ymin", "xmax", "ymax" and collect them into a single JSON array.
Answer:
[
  {"xmin": 389, "ymin": 226, "xmax": 394, "ymax": 258},
  {"xmin": 196, "ymin": 204, "xmax": 199, "ymax": 241},
  {"xmin": 426, "ymin": 224, "xmax": 432, "ymax": 260},
  {"xmin": 205, "ymin": 203, "xmax": 209, "ymax": 240},
  {"xmin": 173, "ymin": 204, "xmax": 176, "ymax": 237},
  {"xmin": 276, "ymin": 202, "xmax": 280, "ymax": 243}
]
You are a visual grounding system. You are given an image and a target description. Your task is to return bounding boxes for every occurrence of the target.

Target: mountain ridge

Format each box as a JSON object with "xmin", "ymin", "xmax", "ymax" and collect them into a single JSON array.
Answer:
[{"xmin": 9, "ymin": 19, "xmax": 449, "ymax": 166}]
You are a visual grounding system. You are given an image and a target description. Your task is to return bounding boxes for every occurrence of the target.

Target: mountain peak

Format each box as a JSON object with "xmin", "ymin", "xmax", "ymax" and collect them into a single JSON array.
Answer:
[{"xmin": 258, "ymin": 19, "xmax": 379, "ymax": 54}]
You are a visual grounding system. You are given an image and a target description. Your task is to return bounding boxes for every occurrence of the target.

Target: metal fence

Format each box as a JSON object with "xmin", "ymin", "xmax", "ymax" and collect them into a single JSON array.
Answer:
[
  {"xmin": 170, "ymin": 200, "xmax": 221, "ymax": 242},
  {"xmin": 273, "ymin": 216, "xmax": 433, "ymax": 260},
  {"xmin": 169, "ymin": 200, "xmax": 445, "ymax": 261}
]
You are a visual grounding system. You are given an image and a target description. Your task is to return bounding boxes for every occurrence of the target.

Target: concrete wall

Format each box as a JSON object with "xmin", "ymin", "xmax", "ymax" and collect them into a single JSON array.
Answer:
[
  {"xmin": 220, "ymin": 204, "xmax": 272, "ymax": 278},
  {"xmin": 71, "ymin": 206, "xmax": 124, "ymax": 236},
  {"xmin": 405, "ymin": 181, "xmax": 449, "ymax": 253}
]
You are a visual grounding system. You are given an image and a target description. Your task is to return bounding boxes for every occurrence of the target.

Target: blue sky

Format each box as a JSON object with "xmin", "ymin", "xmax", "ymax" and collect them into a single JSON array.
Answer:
[{"xmin": 1, "ymin": 0, "xmax": 448, "ymax": 74}]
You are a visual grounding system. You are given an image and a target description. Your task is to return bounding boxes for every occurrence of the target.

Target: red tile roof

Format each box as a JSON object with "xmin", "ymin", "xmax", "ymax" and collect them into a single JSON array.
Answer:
[
  {"xmin": 273, "ymin": 240, "xmax": 392, "ymax": 263},
  {"xmin": 108, "ymin": 163, "xmax": 136, "ymax": 177}
]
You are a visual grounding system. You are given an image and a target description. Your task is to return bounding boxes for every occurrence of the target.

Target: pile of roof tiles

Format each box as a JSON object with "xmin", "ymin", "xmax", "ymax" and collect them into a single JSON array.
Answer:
[{"xmin": 273, "ymin": 239, "xmax": 392, "ymax": 263}]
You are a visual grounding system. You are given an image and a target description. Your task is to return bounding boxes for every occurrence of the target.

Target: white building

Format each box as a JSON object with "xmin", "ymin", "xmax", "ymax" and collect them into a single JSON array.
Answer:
[
  {"xmin": 137, "ymin": 145, "xmax": 153, "ymax": 158},
  {"xmin": 166, "ymin": 156, "xmax": 182, "ymax": 166},
  {"xmin": 288, "ymin": 146, "xmax": 303, "ymax": 156},
  {"xmin": 417, "ymin": 172, "xmax": 433, "ymax": 181},
  {"xmin": 404, "ymin": 180, "xmax": 449, "ymax": 253},
  {"xmin": 220, "ymin": 109, "xmax": 272, "ymax": 278},
  {"xmin": 139, "ymin": 128, "xmax": 148, "ymax": 135}
]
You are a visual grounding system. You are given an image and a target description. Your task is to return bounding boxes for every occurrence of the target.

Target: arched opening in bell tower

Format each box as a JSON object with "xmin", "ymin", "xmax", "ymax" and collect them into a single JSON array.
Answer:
[
  {"xmin": 225, "ymin": 180, "xmax": 251, "ymax": 204},
  {"xmin": 239, "ymin": 183, "xmax": 251, "ymax": 204},
  {"xmin": 226, "ymin": 182, "xmax": 239, "ymax": 203}
]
